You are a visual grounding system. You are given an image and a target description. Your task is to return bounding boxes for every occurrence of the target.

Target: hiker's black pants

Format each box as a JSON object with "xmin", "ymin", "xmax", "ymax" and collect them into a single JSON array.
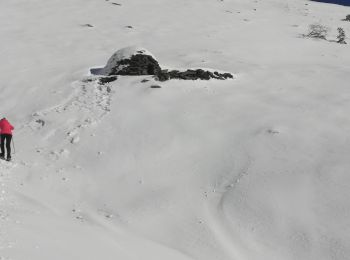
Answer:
[{"xmin": 0, "ymin": 134, "xmax": 12, "ymax": 158}]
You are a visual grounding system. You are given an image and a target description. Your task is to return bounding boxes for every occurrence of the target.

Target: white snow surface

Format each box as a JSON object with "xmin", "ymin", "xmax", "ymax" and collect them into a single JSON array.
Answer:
[{"xmin": 1, "ymin": 0, "xmax": 350, "ymax": 260}]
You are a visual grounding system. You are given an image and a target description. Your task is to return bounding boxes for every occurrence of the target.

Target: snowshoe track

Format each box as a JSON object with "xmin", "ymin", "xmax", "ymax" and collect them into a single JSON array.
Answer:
[{"xmin": 0, "ymin": 161, "xmax": 17, "ymax": 259}]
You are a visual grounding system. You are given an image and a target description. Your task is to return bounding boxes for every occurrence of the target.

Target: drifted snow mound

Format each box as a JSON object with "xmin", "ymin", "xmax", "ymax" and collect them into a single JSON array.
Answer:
[
  {"xmin": 100, "ymin": 46, "xmax": 162, "ymax": 76},
  {"xmin": 95, "ymin": 46, "xmax": 234, "ymax": 81}
]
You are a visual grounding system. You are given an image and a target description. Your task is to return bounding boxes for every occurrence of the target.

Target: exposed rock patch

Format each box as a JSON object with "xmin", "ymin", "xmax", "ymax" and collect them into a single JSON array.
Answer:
[
  {"xmin": 99, "ymin": 76, "xmax": 118, "ymax": 84},
  {"xmin": 113, "ymin": 54, "xmax": 160, "ymax": 76},
  {"xmin": 156, "ymin": 69, "xmax": 233, "ymax": 81},
  {"xmin": 94, "ymin": 46, "xmax": 234, "ymax": 81}
]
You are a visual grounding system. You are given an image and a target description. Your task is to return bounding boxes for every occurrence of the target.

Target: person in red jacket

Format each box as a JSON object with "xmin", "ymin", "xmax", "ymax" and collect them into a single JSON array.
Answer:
[{"xmin": 0, "ymin": 118, "xmax": 14, "ymax": 161}]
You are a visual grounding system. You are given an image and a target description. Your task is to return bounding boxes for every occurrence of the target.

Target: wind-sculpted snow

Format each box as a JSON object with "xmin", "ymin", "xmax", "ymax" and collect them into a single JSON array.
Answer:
[{"xmin": 1, "ymin": 0, "xmax": 350, "ymax": 259}]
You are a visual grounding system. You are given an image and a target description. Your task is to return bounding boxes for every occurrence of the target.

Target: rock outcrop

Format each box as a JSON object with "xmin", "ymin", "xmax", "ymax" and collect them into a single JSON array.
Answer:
[
  {"xmin": 97, "ymin": 46, "xmax": 233, "ymax": 81},
  {"xmin": 100, "ymin": 47, "xmax": 161, "ymax": 76}
]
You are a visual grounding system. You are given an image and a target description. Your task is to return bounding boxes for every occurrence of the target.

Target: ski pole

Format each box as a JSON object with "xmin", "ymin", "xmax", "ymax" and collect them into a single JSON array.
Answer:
[{"xmin": 12, "ymin": 137, "xmax": 15, "ymax": 155}]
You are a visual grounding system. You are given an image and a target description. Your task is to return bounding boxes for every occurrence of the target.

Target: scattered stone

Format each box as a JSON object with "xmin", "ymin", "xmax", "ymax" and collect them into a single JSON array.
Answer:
[
  {"xmin": 125, "ymin": 25, "xmax": 133, "ymax": 29},
  {"xmin": 112, "ymin": 2, "xmax": 121, "ymax": 5},
  {"xmin": 82, "ymin": 24, "xmax": 94, "ymax": 27},
  {"xmin": 150, "ymin": 85, "xmax": 162, "ymax": 88},
  {"xmin": 156, "ymin": 69, "xmax": 233, "ymax": 81},
  {"xmin": 342, "ymin": 14, "xmax": 350, "ymax": 21},
  {"xmin": 35, "ymin": 119, "xmax": 45, "ymax": 127},
  {"xmin": 70, "ymin": 136, "xmax": 80, "ymax": 144},
  {"xmin": 76, "ymin": 215, "xmax": 84, "ymax": 220},
  {"xmin": 98, "ymin": 76, "xmax": 118, "ymax": 84},
  {"xmin": 141, "ymin": 79, "xmax": 150, "ymax": 83},
  {"xmin": 82, "ymin": 78, "xmax": 94, "ymax": 83},
  {"xmin": 267, "ymin": 129, "xmax": 280, "ymax": 135}
]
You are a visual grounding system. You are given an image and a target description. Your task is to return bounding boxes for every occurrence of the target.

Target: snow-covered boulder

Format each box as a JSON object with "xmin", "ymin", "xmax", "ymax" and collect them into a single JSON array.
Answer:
[
  {"xmin": 100, "ymin": 46, "xmax": 162, "ymax": 76},
  {"xmin": 97, "ymin": 46, "xmax": 234, "ymax": 81}
]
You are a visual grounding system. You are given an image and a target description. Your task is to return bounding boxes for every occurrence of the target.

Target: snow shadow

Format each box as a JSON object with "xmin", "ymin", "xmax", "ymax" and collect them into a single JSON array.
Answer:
[{"xmin": 90, "ymin": 67, "xmax": 104, "ymax": 75}]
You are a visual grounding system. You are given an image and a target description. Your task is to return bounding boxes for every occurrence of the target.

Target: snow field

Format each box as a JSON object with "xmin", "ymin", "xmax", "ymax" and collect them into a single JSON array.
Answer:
[{"xmin": 0, "ymin": 0, "xmax": 350, "ymax": 259}]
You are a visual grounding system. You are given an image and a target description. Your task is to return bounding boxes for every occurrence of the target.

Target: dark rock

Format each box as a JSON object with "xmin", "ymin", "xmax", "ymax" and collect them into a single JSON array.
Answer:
[
  {"xmin": 107, "ymin": 54, "xmax": 162, "ymax": 76},
  {"xmin": 155, "ymin": 69, "xmax": 233, "ymax": 81},
  {"xmin": 100, "ymin": 47, "xmax": 233, "ymax": 81},
  {"xmin": 222, "ymin": 73, "xmax": 234, "ymax": 79},
  {"xmin": 82, "ymin": 78, "xmax": 95, "ymax": 83},
  {"xmin": 36, "ymin": 119, "xmax": 45, "ymax": 127},
  {"xmin": 82, "ymin": 24, "xmax": 94, "ymax": 27},
  {"xmin": 156, "ymin": 70, "xmax": 170, "ymax": 81},
  {"xmin": 99, "ymin": 76, "xmax": 118, "ymax": 84},
  {"xmin": 112, "ymin": 2, "xmax": 121, "ymax": 5},
  {"xmin": 141, "ymin": 79, "xmax": 150, "ymax": 83},
  {"xmin": 125, "ymin": 26, "xmax": 133, "ymax": 29},
  {"xmin": 150, "ymin": 85, "xmax": 162, "ymax": 89}
]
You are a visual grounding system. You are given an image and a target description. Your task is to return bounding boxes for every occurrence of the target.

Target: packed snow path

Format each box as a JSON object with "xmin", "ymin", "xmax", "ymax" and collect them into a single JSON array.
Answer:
[
  {"xmin": 0, "ymin": 77, "xmax": 198, "ymax": 260},
  {"xmin": 0, "ymin": 161, "xmax": 17, "ymax": 260}
]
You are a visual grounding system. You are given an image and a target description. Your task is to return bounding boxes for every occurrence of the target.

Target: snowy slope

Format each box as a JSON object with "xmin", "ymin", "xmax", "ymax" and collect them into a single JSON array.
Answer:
[{"xmin": 1, "ymin": 0, "xmax": 350, "ymax": 259}]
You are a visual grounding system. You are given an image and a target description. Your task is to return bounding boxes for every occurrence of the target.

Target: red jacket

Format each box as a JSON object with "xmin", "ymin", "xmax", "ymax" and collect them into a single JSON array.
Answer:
[{"xmin": 0, "ymin": 118, "xmax": 14, "ymax": 135}]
